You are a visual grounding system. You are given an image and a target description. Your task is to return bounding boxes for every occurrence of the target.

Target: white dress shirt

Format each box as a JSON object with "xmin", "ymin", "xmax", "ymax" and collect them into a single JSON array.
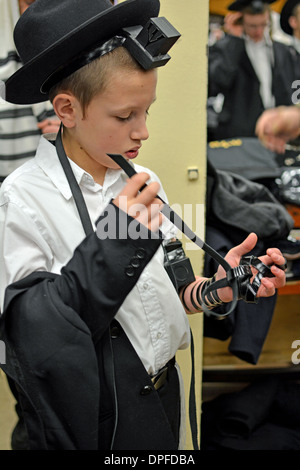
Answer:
[
  {"xmin": 0, "ymin": 135, "xmax": 190, "ymax": 375},
  {"xmin": 292, "ymin": 37, "xmax": 300, "ymax": 55},
  {"xmin": 244, "ymin": 33, "xmax": 275, "ymax": 109}
]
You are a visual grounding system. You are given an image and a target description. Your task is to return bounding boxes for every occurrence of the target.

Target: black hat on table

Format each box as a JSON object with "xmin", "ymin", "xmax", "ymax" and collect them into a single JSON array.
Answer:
[
  {"xmin": 280, "ymin": 0, "xmax": 300, "ymax": 35},
  {"xmin": 2, "ymin": 0, "xmax": 180, "ymax": 105},
  {"xmin": 228, "ymin": 0, "xmax": 276, "ymax": 12}
]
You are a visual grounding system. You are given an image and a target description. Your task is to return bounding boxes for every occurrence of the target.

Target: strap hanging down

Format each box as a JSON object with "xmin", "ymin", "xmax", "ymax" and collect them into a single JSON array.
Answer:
[{"xmin": 56, "ymin": 125, "xmax": 94, "ymax": 236}]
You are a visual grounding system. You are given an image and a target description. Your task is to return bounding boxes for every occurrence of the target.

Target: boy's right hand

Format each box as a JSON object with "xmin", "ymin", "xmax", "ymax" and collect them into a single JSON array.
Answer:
[{"xmin": 113, "ymin": 172, "xmax": 164, "ymax": 232}]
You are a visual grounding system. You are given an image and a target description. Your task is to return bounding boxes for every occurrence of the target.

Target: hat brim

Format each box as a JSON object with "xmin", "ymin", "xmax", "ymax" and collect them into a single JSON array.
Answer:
[
  {"xmin": 5, "ymin": 0, "xmax": 160, "ymax": 104},
  {"xmin": 228, "ymin": 0, "xmax": 276, "ymax": 11},
  {"xmin": 280, "ymin": 0, "xmax": 300, "ymax": 35}
]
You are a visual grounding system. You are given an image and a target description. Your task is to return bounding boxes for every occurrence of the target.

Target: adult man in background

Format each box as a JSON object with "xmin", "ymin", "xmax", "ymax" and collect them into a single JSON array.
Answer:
[{"xmin": 208, "ymin": 0, "xmax": 294, "ymax": 141}]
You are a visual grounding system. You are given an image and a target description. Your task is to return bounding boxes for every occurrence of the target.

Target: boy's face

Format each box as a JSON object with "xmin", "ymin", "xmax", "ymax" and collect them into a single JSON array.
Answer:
[{"xmin": 70, "ymin": 68, "xmax": 157, "ymax": 174}]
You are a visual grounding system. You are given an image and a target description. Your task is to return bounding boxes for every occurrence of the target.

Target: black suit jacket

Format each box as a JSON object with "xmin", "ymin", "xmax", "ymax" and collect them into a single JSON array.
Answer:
[
  {"xmin": 208, "ymin": 35, "xmax": 294, "ymax": 140},
  {"xmin": 0, "ymin": 204, "xmax": 179, "ymax": 450}
]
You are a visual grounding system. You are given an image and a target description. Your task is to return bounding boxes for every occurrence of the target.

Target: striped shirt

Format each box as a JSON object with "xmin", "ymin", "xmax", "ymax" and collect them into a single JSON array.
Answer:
[{"xmin": 0, "ymin": 0, "xmax": 56, "ymax": 182}]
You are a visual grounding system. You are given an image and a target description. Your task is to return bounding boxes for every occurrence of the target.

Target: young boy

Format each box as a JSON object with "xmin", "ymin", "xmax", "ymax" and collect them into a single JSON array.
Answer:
[{"xmin": 0, "ymin": 0, "xmax": 285, "ymax": 450}]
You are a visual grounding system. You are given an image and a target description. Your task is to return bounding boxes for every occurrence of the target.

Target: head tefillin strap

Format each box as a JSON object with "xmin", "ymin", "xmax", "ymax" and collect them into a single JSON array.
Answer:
[
  {"xmin": 41, "ymin": 36, "xmax": 126, "ymax": 94},
  {"xmin": 41, "ymin": 17, "xmax": 180, "ymax": 94}
]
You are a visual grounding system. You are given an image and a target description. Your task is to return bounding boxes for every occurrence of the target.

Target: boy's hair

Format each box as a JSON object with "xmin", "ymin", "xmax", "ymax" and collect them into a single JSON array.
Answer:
[{"xmin": 49, "ymin": 46, "xmax": 142, "ymax": 116}]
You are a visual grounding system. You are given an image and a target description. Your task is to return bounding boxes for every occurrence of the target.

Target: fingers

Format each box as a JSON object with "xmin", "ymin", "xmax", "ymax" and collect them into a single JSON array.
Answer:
[
  {"xmin": 255, "ymin": 113, "xmax": 282, "ymax": 152},
  {"xmin": 259, "ymin": 265, "xmax": 286, "ymax": 294},
  {"xmin": 256, "ymin": 248, "xmax": 286, "ymax": 296},
  {"xmin": 224, "ymin": 12, "xmax": 243, "ymax": 36},
  {"xmin": 228, "ymin": 232, "xmax": 258, "ymax": 259},
  {"xmin": 113, "ymin": 173, "xmax": 164, "ymax": 231},
  {"xmin": 259, "ymin": 247, "xmax": 286, "ymax": 270},
  {"xmin": 37, "ymin": 119, "xmax": 61, "ymax": 134},
  {"xmin": 115, "ymin": 172, "xmax": 160, "ymax": 205},
  {"xmin": 135, "ymin": 203, "xmax": 162, "ymax": 232}
]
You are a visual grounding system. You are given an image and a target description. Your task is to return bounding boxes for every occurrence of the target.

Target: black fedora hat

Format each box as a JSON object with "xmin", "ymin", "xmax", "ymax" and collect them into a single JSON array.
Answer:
[
  {"xmin": 228, "ymin": 0, "xmax": 276, "ymax": 11},
  {"xmin": 3, "ymin": 0, "xmax": 161, "ymax": 105},
  {"xmin": 280, "ymin": 0, "xmax": 300, "ymax": 35}
]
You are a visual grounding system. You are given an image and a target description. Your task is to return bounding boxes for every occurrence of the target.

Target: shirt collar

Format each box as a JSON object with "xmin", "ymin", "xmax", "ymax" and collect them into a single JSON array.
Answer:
[{"xmin": 35, "ymin": 134, "xmax": 125, "ymax": 199}]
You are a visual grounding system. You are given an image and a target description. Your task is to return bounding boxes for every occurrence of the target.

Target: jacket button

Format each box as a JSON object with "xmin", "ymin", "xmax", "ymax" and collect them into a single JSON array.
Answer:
[
  {"xmin": 135, "ymin": 248, "xmax": 146, "ymax": 259},
  {"xmin": 140, "ymin": 385, "xmax": 153, "ymax": 396},
  {"xmin": 110, "ymin": 326, "xmax": 120, "ymax": 338},
  {"xmin": 130, "ymin": 256, "xmax": 140, "ymax": 268},
  {"xmin": 125, "ymin": 266, "xmax": 135, "ymax": 277}
]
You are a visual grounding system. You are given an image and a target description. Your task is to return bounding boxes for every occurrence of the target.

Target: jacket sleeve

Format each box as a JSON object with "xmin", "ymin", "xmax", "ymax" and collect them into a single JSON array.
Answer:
[{"xmin": 208, "ymin": 34, "xmax": 245, "ymax": 96}]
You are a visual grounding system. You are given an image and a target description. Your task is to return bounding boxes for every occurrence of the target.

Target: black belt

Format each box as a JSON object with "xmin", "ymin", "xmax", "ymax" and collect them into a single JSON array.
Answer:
[{"xmin": 151, "ymin": 357, "xmax": 175, "ymax": 391}]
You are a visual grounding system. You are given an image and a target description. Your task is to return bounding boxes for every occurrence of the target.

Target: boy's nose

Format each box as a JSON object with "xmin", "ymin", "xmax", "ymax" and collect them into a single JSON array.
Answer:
[{"xmin": 131, "ymin": 119, "xmax": 149, "ymax": 142}]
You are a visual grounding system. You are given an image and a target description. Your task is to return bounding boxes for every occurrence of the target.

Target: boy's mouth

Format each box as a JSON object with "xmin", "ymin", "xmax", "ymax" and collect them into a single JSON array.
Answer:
[{"xmin": 125, "ymin": 147, "xmax": 140, "ymax": 160}]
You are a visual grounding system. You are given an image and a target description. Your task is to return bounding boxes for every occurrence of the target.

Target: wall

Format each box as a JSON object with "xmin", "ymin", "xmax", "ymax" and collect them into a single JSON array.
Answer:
[{"xmin": 135, "ymin": 0, "xmax": 209, "ymax": 450}]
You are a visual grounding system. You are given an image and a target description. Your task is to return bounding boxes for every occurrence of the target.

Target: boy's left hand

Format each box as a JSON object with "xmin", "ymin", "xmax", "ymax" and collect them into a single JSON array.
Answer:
[{"xmin": 216, "ymin": 232, "xmax": 286, "ymax": 303}]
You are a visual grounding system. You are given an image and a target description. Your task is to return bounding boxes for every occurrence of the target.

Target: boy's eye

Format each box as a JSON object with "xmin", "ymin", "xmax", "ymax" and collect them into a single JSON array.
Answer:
[
  {"xmin": 116, "ymin": 109, "xmax": 150, "ymax": 122},
  {"xmin": 116, "ymin": 114, "xmax": 132, "ymax": 122}
]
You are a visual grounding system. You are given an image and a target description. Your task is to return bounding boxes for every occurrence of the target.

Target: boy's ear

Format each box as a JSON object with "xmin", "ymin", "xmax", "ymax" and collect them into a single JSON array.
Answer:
[{"xmin": 52, "ymin": 93, "xmax": 78, "ymax": 128}]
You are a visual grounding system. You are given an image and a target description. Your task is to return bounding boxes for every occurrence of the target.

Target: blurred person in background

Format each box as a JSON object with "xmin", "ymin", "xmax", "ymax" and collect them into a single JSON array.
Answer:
[
  {"xmin": 208, "ymin": 0, "xmax": 294, "ymax": 141},
  {"xmin": 0, "ymin": 0, "xmax": 59, "ymax": 449},
  {"xmin": 0, "ymin": 0, "xmax": 60, "ymax": 185}
]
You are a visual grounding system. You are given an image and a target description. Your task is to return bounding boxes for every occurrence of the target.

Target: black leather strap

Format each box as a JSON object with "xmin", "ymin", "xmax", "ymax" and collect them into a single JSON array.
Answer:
[{"xmin": 55, "ymin": 125, "xmax": 94, "ymax": 236}]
